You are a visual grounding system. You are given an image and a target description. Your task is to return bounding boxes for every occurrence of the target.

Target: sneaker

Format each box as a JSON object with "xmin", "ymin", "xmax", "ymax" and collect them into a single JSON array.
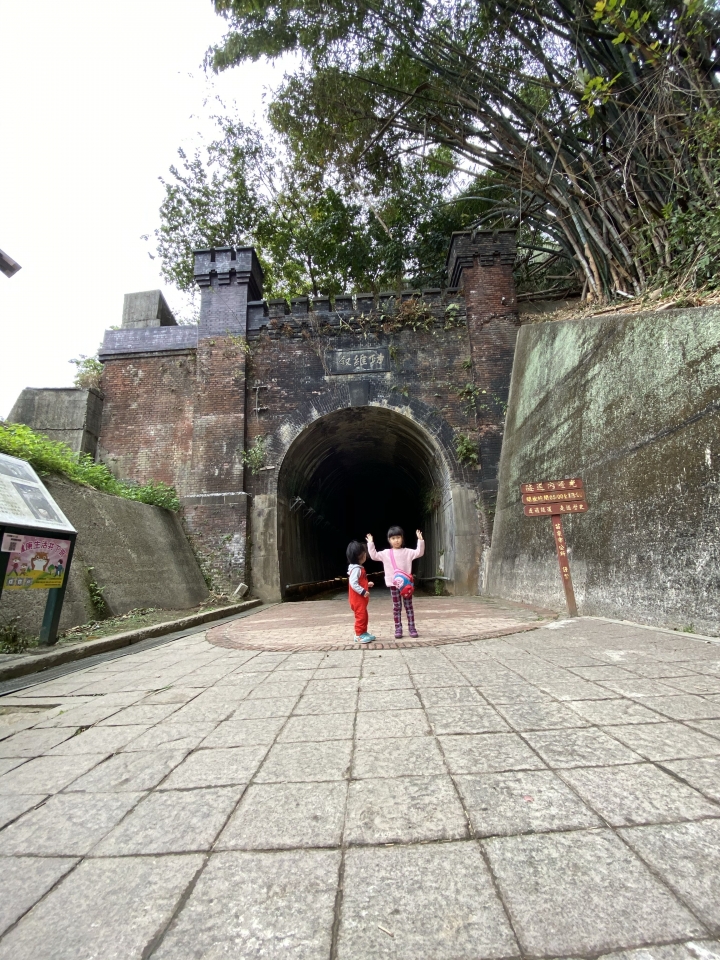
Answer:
[
  {"xmin": 395, "ymin": 630, "xmax": 403, "ymax": 640},
  {"xmin": 409, "ymin": 629, "xmax": 419, "ymax": 638},
  {"xmin": 356, "ymin": 633, "xmax": 376, "ymax": 643}
]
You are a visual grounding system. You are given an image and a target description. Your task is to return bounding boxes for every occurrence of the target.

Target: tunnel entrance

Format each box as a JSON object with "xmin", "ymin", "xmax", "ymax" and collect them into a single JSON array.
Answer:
[{"xmin": 277, "ymin": 407, "xmax": 453, "ymax": 598}]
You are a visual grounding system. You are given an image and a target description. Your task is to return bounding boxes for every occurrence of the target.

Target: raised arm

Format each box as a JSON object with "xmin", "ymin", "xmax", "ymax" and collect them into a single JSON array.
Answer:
[
  {"xmin": 366, "ymin": 535, "xmax": 382, "ymax": 562},
  {"xmin": 410, "ymin": 530, "xmax": 425, "ymax": 560}
]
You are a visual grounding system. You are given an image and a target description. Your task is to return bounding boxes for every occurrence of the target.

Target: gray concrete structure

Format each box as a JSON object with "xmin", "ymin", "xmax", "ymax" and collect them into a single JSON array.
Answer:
[
  {"xmin": 1, "ymin": 476, "xmax": 208, "ymax": 635},
  {"xmin": 486, "ymin": 306, "xmax": 720, "ymax": 634},
  {"xmin": 8, "ymin": 388, "xmax": 103, "ymax": 458},
  {"xmin": 121, "ymin": 290, "xmax": 176, "ymax": 329}
]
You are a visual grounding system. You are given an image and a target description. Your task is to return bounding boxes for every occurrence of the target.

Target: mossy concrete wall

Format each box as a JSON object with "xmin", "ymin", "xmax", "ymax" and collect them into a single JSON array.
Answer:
[
  {"xmin": 1, "ymin": 477, "xmax": 209, "ymax": 637},
  {"xmin": 486, "ymin": 306, "xmax": 720, "ymax": 635}
]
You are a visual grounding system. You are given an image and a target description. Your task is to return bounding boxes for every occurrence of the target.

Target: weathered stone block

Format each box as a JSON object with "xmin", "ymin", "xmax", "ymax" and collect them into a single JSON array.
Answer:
[
  {"xmin": 121, "ymin": 289, "xmax": 176, "ymax": 328},
  {"xmin": 9, "ymin": 387, "xmax": 103, "ymax": 457}
]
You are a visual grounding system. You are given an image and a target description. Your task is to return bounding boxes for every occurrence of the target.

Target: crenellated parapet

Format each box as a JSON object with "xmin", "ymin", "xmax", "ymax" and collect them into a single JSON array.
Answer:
[
  {"xmin": 193, "ymin": 247, "xmax": 263, "ymax": 299},
  {"xmin": 246, "ymin": 288, "xmax": 465, "ymax": 339},
  {"xmin": 446, "ymin": 229, "xmax": 517, "ymax": 288}
]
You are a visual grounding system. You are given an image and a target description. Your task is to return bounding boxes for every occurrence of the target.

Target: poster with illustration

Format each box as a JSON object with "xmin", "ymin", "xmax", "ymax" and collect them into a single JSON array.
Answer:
[
  {"xmin": 0, "ymin": 453, "xmax": 75, "ymax": 533},
  {"xmin": 2, "ymin": 533, "xmax": 71, "ymax": 590}
]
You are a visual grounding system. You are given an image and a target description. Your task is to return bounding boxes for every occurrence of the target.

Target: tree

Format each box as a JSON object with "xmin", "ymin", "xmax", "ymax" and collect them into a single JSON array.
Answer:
[
  {"xmin": 208, "ymin": 0, "xmax": 720, "ymax": 299},
  {"xmin": 155, "ymin": 115, "xmax": 493, "ymax": 298}
]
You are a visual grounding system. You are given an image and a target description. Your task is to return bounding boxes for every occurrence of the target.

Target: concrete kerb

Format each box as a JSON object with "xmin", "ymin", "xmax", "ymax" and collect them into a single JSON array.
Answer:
[{"xmin": 0, "ymin": 600, "xmax": 263, "ymax": 683}]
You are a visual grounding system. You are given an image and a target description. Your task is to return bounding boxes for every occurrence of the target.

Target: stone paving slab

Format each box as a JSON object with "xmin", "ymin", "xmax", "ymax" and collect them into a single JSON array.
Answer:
[
  {"xmin": 0, "ymin": 854, "xmax": 203, "ymax": 960},
  {"xmin": 152, "ymin": 850, "xmax": 340, "ymax": 960},
  {"xmin": 620, "ymin": 819, "xmax": 720, "ymax": 932},
  {"xmin": 0, "ymin": 857, "xmax": 77, "ymax": 937},
  {"xmin": 0, "ymin": 606, "xmax": 719, "ymax": 957},
  {"xmin": 337, "ymin": 842, "xmax": 518, "ymax": 959},
  {"xmin": 484, "ymin": 828, "xmax": 705, "ymax": 955},
  {"xmin": 93, "ymin": 785, "xmax": 243, "ymax": 855}
]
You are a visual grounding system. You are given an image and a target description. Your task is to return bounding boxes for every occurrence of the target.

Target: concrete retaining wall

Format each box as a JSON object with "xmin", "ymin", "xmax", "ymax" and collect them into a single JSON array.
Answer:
[
  {"xmin": 486, "ymin": 306, "xmax": 720, "ymax": 635},
  {"xmin": 1, "ymin": 477, "xmax": 209, "ymax": 636}
]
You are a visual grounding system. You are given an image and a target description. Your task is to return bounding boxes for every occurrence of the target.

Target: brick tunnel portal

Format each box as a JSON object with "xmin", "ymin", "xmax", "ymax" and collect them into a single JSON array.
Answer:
[{"xmin": 276, "ymin": 407, "xmax": 452, "ymax": 597}]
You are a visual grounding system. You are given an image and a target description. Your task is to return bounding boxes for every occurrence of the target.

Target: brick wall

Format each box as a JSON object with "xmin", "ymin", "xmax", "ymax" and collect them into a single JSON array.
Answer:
[
  {"xmin": 98, "ymin": 352, "xmax": 197, "ymax": 496},
  {"xmin": 447, "ymin": 231, "xmax": 520, "ymax": 529},
  {"xmin": 185, "ymin": 334, "xmax": 249, "ymax": 589}
]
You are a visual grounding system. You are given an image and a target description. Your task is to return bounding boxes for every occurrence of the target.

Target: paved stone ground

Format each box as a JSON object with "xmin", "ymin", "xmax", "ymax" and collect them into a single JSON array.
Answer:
[
  {"xmin": 0, "ymin": 605, "xmax": 719, "ymax": 959},
  {"xmin": 209, "ymin": 593, "xmax": 553, "ymax": 651}
]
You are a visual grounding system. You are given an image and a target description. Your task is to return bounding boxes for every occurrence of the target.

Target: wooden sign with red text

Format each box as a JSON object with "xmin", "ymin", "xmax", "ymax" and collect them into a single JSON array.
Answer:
[
  {"xmin": 551, "ymin": 515, "xmax": 578, "ymax": 616},
  {"xmin": 520, "ymin": 477, "xmax": 587, "ymax": 617}
]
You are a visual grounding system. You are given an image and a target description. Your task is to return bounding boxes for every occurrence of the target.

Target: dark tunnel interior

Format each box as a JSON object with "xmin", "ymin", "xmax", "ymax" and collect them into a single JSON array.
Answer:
[{"xmin": 277, "ymin": 407, "xmax": 450, "ymax": 597}]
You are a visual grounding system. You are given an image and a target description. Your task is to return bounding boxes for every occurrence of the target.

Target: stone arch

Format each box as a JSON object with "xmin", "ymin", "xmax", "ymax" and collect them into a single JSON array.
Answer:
[{"xmin": 250, "ymin": 390, "xmax": 483, "ymax": 601}]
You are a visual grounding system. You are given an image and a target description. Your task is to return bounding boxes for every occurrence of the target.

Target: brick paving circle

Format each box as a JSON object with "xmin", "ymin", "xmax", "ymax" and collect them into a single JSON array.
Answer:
[{"xmin": 207, "ymin": 594, "xmax": 555, "ymax": 652}]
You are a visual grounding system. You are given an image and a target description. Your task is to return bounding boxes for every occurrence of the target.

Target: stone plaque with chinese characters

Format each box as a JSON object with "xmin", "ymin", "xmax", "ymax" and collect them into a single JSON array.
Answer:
[{"xmin": 328, "ymin": 347, "xmax": 390, "ymax": 375}]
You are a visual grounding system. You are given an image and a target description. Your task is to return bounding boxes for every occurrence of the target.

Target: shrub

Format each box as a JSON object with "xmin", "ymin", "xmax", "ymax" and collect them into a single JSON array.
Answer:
[
  {"xmin": 242, "ymin": 436, "xmax": 266, "ymax": 475},
  {"xmin": 454, "ymin": 432, "xmax": 479, "ymax": 466},
  {"xmin": 0, "ymin": 422, "xmax": 181, "ymax": 511},
  {"xmin": 0, "ymin": 617, "xmax": 35, "ymax": 655},
  {"xmin": 69, "ymin": 355, "xmax": 104, "ymax": 391}
]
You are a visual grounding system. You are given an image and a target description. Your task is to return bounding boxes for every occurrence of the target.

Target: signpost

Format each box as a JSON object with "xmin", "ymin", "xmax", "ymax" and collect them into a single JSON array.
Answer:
[
  {"xmin": 0, "ymin": 453, "xmax": 77, "ymax": 646},
  {"xmin": 520, "ymin": 477, "xmax": 588, "ymax": 617}
]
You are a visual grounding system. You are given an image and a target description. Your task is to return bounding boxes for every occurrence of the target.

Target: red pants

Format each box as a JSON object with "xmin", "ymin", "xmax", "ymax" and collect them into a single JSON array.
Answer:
[{"xmin": 349, "ymin": 589, "xmax": 369, "ymax": 635}]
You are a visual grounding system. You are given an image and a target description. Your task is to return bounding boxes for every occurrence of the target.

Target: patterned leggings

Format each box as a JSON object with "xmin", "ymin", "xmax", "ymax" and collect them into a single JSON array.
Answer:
[{"xmin": 390, "ymin": 586, "xmax": 416, "ymax": 633}]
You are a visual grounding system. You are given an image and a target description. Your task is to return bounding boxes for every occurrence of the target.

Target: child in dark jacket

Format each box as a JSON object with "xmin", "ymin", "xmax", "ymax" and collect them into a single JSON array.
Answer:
[{"xmin": 347, "ymin": 540, "xmax": 375, "ymax": 644}]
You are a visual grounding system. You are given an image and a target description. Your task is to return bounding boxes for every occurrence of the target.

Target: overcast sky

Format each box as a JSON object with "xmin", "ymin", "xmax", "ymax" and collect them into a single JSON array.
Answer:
[{"xmin": 0, "ymin": 0, "xmax": 280, "ymax": 418}]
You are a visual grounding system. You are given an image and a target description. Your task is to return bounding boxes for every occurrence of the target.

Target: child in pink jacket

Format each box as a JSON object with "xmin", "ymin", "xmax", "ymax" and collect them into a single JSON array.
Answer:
[{"xmin": 366, "ymin": 526, "xmax": 424, "ymax": 639}]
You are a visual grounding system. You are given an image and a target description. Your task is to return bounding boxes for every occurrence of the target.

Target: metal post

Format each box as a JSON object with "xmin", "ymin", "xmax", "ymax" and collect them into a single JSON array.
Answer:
[
  {"xmin": 0, "ymin": 540, "xmax": 9, "ymax": 605},
  {"xmin": 551, "ymin": 515, "xmax": 578, "ymax": 617},
  {"xmin": 38, "ymin": 535, "xmax": 76, "ymax": 647}
]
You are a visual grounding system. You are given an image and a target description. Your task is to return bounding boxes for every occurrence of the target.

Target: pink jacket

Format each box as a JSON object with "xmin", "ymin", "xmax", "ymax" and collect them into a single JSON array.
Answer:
[{"xmin": 367, "ymin": 540, "xmax": 425, "ymax": 588}]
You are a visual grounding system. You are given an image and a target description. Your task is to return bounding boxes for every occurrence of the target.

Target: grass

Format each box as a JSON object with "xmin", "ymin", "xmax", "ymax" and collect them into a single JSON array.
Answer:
[
  {"xmin": 0, "ymin": 422, "xmax": 180, "ymax": 511},
  {"xmin": 0, "ymin": 617, "xmax": 36, "ymax": 655},
  {"xmin": 56, "ymin": 596, "xmax": 238, "ymax": 646}
]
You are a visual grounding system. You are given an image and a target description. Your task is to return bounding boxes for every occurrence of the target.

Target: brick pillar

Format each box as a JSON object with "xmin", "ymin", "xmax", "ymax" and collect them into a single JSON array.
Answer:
[
  {"xmin": 183, "ymin": 247, "xmax": 264, "ymax": 591},
  {"xmin": 447, "ymin": 230, "xmax": 519, "ymax": 522}
]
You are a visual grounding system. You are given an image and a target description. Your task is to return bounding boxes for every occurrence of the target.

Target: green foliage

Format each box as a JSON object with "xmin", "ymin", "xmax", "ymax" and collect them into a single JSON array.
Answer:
[
  {"xmin": 156, "ymin": 113, "xmax": 485, "ymax": 299},
  {"xmin": 422, "ymin": 487, "xmax": 442, "ymax": 514},
  {"xmin": 0, "ymin": 423, "xmax": 181, "ymax": 511},
  {"xmin": 650, "ymin": 111, "xmax": 720, "ymax": 290},
  {"xmin": 454, "ymin": 433, "xmax": 479, "ymax": 466},
  {"xmin": 69, "ymin": 355, "xmax": 104, "ymax": 391},
  {"xmin": 207, "ymin": 0, "xmax": 720, "ymax": 300},
  {"xmin": 242, "ymin": 436, "xmax": 267, "ymax": 474},
  {"xmin": 227, "ymin": 333, "xmax": 251, "ymax": 355},
  {"xmin": 84, "ymin": 567, "xmax": 109, "ymax": 619},
  {"xmin": 0, "ymin": 617, "xmax": 35, "ymax": 655},
  {"xmin": 457, "ymin": 383, "xmax": 481, "ymax": 410}
]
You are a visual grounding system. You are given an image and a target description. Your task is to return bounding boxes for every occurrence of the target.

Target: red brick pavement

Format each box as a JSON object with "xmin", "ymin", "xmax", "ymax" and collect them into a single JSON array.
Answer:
[{"xmin": 207, "ymin": 594, "xmax": 556, "ymax": 652}]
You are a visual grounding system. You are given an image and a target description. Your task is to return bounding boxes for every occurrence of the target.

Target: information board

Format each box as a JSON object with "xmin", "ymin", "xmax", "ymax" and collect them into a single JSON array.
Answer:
[
  {"xmin": 2, "ymin": 533, "xmax": 71, "ymax": 590},
  {"xmin": 0, "ymin": 453, "xmax": 75, "ymax": 533}
]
